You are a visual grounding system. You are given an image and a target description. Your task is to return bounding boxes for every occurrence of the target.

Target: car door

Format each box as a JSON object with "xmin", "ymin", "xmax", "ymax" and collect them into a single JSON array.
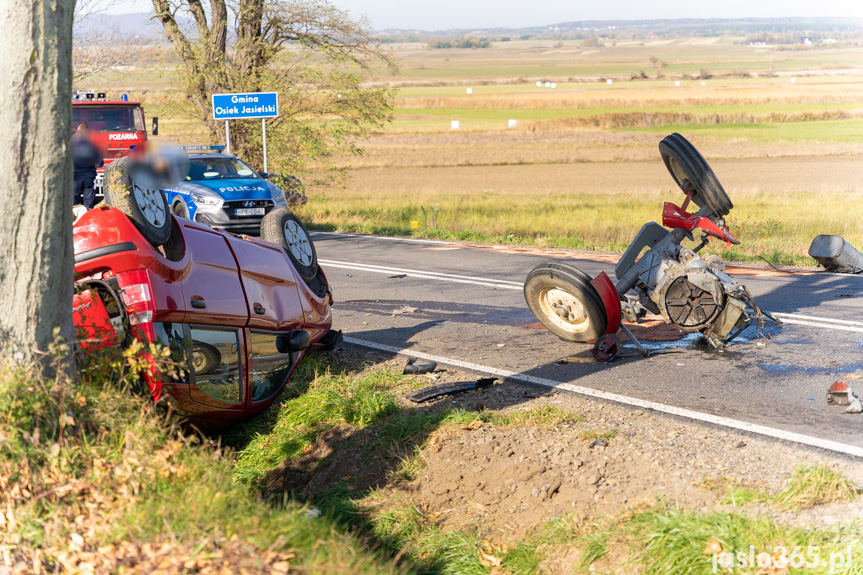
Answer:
[
  {"xmin": 180, "ymin": 223, "xmax": 250, "ymax": 411},
  {"xmin": 224, "ymin": 235, "xmax": 305, "ymax": 331},
  {"xmin": 180, "ymin": 224, "xmax": 249, "ymax": 325}
]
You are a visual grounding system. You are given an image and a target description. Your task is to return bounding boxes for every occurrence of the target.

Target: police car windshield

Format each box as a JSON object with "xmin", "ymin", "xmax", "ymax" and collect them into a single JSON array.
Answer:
[{"xmin": 187, "ymin": 158, "xmax": 259, "ymax": 181}]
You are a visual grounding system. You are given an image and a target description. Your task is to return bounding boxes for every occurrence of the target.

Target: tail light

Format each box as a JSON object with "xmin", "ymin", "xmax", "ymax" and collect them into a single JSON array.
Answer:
[
  {"xmin": 117, "ymin": 270, "xmax": 155, "ymax": 341},
  {"xmin": 116, "ymin": 269, "xmax": 162, "ymax": 402}
]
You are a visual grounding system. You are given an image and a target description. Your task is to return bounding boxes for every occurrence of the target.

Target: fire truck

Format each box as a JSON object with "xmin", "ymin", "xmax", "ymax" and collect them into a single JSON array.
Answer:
[{"xmin": 72, "ymin": 90, "xmax": 158, "ymax": 198}]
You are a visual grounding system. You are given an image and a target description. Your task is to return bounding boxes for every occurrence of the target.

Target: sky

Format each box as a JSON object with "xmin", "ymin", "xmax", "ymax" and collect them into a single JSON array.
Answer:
[{"xmin": 105, "ymin": 0, "xmax": 863, "ymax": 30}]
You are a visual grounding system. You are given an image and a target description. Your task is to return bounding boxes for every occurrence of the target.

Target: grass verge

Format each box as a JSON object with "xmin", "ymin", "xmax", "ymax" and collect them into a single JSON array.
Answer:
[{"xmin": 4, "ymin": 348, "xmax": 862, "ymax": 574}]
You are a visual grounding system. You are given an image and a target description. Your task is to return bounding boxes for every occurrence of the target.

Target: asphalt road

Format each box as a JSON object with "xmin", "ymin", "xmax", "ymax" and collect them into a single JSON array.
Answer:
[{"xmin": 313, "ymin": 231, "xmax": 863, "ymax": 456}]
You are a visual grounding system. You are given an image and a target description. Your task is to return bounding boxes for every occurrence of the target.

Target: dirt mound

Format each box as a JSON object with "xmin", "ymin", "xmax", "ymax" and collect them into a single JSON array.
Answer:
[{"xmin": 389, "ymin": 422, "xmax": 714, "ymax": 539}]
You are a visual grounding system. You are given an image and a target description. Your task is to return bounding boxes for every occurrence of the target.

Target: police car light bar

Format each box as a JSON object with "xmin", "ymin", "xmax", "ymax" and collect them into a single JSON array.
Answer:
[{"xmin": 181, "ymin": 145, "xmax": 227, "ymax": 151}]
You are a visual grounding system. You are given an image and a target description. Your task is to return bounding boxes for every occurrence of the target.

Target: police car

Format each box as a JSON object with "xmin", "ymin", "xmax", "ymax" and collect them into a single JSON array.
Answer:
[{"xmin": 165, "ymin": 146, "xmax": 305, "ymax": 233}]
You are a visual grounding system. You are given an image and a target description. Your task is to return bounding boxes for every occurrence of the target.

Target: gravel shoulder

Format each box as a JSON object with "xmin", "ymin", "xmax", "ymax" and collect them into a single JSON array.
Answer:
[{"xmin": 335, "ymin": 344, "xmax": 863, "ymax": 540}]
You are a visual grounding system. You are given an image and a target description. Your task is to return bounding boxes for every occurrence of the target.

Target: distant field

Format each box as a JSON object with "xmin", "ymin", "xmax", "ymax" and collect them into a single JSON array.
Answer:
[
  {"xmin": 103, "ymin": 38, "xmax": 863, "ymax": 263},
  {"xmin": 303, "ymin": 156, "xmax": 863, "ymax": 265}
]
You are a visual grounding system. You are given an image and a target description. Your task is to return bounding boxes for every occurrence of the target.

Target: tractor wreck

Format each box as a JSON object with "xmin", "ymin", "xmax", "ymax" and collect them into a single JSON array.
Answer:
[{"xmin": 524, "ymin": 133, "xmax": 777, "ymax": 360}]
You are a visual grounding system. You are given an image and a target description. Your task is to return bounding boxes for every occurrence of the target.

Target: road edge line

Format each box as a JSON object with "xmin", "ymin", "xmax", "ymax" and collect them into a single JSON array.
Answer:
[{"xmin": 345, "ymin": 336, "xmax": 863, "ymax": 459}]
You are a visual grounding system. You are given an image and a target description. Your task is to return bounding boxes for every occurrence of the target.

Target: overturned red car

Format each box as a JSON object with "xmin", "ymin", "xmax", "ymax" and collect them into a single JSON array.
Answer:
[{"xmin": 72, "ymin": 164, "xmax": 335, "ymax": 429}]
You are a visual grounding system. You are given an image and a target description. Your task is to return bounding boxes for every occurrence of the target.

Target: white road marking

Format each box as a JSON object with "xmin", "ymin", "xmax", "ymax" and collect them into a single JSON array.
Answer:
[
  {"xmin": 311, "ymin": 231, "xmax": 451, "ymax": 246},
  {"xmin": 319, "ymin": 259, "xmax": 522, "ymax": 290},
  {"xmin": 772, "ymin": 312, "xmax": 863, "ymax": 327},
  {"xmin": 345, "ymin": 336, "xmax": 863, "ymax": 459},
  {"xmin": 313, "ymin": 231, "xmax": 863, "ymax": 279},
  {"xmin": 772, "ymin": 317, "xmax": 863, "ymax": 334},
  {"xmin": 323, "ymin": 259, "xmax": 859, "ymax": 334}
]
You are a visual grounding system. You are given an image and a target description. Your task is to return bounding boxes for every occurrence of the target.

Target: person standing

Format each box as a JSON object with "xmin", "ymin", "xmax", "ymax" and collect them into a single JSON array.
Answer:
[{"xmin": 70, "ymin": 122, "xmax": 103, "ymax": 209}]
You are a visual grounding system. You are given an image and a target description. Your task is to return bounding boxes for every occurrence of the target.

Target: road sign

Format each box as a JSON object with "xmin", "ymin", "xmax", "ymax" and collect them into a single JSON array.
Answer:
[{"xmin": 212, "ymin": 92, "xmax": 278, "ymax": 120}]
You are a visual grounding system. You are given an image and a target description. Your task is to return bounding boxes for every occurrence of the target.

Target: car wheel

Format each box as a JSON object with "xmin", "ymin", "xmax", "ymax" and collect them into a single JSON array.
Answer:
[
  {"xmin": 192, "ymin": 342, "xmax": 221, "ymax": 376},
  {"xmin": 260, "ymin": 208, "xmax": 319, "ymax": 282},
  {"xmin": 659, "ymin": 133, "xmax": 733, "ymax": 218},
  {"xmin": 103, "ymin": 157, "xmax": 173, "ymax": 246},
  {"xmin": 524, "ymin": 263, "xmax": 608, "ymax": 343},
  {"xmin": 171, "ymin": 200, "xmax": 190, "ymax": 220}
]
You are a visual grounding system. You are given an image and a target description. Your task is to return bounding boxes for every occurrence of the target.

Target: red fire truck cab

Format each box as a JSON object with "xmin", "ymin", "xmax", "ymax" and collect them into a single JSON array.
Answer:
[{"xmin": 72, "ymin": 91, "xmax": 157, "ymax": 197}]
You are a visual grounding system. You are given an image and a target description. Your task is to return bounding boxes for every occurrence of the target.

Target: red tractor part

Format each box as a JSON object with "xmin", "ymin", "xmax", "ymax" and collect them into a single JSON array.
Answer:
[{"xmin": 662, "ymin": 202, "xmax": 740, "ymax": 248}]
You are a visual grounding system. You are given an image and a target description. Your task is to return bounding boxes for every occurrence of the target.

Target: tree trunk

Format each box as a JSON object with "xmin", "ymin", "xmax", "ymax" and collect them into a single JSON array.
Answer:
[{"xmin": 0, "ymin": 0, "xmax": 75, "ymax": 372}]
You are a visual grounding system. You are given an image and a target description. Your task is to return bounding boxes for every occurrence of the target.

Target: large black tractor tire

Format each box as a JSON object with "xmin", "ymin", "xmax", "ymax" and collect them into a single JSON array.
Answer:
[
  {"xmin": 103, "ymin": 157, "xmax": 172, "ymax": 246},
  {"xmin": 659, "ymin": 133, "xmax": 733, "ymax": 218},
  {"xmin": 524, "ymin": 262, "xmax": 608, "ymax": 343},
  {"xmin": 260, "ymin": 208, "xmax": 319, "ymax": 282}
]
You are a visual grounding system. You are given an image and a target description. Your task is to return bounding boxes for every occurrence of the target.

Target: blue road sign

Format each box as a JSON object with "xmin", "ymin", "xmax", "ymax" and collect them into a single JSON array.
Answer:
[{"xmin": 212, "ymin": 92, "xmax": 278, "ymax": 120}]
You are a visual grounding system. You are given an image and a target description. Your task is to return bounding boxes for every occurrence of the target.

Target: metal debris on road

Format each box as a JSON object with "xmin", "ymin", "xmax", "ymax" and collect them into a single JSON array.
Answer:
[
  {"xmin": 809, "ymin": 235, "xmax": 863, "ymax": 274},
  {"xmin": 388, "ymin": 274, "xmax": 408, "ymax": 279},
  {"xmin": 392, "ymin": 305, "xmax": 418, "ymax": 315},
  {"xmin": 406, "ymin": 377, "xmax": 498, "ymax": 403},
  {"xmin": 403, "ymin": 357, "xmax": 437, "ymax": 374}
]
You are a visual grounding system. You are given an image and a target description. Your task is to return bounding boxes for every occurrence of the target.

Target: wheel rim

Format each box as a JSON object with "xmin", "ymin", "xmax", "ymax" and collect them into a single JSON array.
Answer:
[
  {"xmin": 536, "ymin": 286, "xmax": 592, "ymax": 334},
  {"xmin": 667, "ymin": 156, "xmax": 693, "ymax": 192},
  {"xmin": 192, "ymin": 349, "xmax": 207, "ymax": 371},
  {"xmin": 283, "ymin": 220, "xmax": 313, "ymax": 266},
  {"xmin": 132, "ymin": 183, "xmax": 166, "ymax": 228}
]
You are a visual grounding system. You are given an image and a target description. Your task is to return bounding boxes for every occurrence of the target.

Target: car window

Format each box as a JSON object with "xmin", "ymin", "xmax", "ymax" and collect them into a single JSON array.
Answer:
[
  {"xmin": 249, "ymin": 331, "xmax": 294, "ymax": 402},
  {"xmin": 153, "ymin": 322, "xmax": 190, "ymax": 383},
  {"xmin": 190, "ymin": 327, "xmax": 242, "ymax": 404},
  {"xmin": 186, "ymin": 158, "xmax": 259, "ymax": 181}
]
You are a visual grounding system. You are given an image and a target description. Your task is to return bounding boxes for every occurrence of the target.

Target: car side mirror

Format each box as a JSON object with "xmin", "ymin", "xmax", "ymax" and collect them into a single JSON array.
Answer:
[
  {"xmin": 259, "ymin": 171, "xmax": 269, "ymax": 179},
  {"xmin": 276, "ymin": 330, "xmax": 310, "ymax": 354},
  {"xmin": 152, "ymin": 117, "xmax": 159, "ymax": 136}
]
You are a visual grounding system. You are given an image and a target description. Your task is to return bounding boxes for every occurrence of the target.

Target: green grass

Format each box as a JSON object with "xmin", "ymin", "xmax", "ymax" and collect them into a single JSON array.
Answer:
[
  {"xmin": 622, "ymin": 507, "xmax": 863, "ymax": 575},
  {"xmin": 632, "ymin": 117, "xmax": 863, "ymax": 143},
  {"xmin": 716, "ymin": 465, "xmax": 860, "ymax": 511},
  {"xmin": 0, "ymin": 349, "xmax": 422, "ymax": 573},
  {"xmin": 5, "ymin": 347, "xmax": 863, "ymax": 574},
  {"xmin": 299, "ymin": 189, "xmax": 863, "ymax": 266}
]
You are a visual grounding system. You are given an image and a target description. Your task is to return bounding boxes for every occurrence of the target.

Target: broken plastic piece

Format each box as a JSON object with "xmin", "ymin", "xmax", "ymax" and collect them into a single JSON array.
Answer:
[
  {"xmin": 405, "ymin": 377, "xmax": 497, "ymax": 403},
  {"xmin": 827, "ymin": 381, "xmax": 853, "ymax": 406},
  {"xmin": 404, "ymin": 357, "xmax": 437, "ymax": 374}
]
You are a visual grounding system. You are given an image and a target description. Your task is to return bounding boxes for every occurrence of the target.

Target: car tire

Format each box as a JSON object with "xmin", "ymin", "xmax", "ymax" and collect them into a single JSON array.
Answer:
[
  {"xmin": 260, "ymin": 208, "xmax": 319, "ymax": 282},
  {"xmin": 103, "ymin": 157, "xmax": 173, "ymax": 246},
  {"xmin": 659, "ymin": 133, "xmax": 733, "ymax": 218},
  {"xmin": 192, "ymin": 341, "xmax": 221, "ymax": 376},
  {"xmin": 171, "ymin": 200, "xmax": 190, "ymax": 220},
  {"xmin": 524, "ymin": 263, "xmax": 608, "ymax": 343}
]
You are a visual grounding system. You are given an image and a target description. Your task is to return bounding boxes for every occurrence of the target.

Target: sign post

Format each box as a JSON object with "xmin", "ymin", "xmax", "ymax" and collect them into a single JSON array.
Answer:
[
  {"xmin": 262, "ymin": 118, "xmax": 267, "ymax": 172},
  {"xmin": 211, "ymin": 91, "xmax": 279, "ymax": 165}
]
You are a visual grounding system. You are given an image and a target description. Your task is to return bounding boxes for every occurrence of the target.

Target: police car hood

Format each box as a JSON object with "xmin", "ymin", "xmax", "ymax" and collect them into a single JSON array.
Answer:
[{"xmin": 183, "ymin": 178, "xmax": 272, "ymax": 200}]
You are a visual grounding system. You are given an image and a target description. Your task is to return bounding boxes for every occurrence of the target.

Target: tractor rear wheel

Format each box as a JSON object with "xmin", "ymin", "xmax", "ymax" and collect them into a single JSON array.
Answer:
[{"xmin": 659, "ymin": 133, "xmax": 733, "ymax": 218}]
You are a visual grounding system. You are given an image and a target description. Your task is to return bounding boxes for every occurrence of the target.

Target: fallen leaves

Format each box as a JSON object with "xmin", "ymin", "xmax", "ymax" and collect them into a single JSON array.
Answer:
[
  {"xmin": 479, "ymin": 542, "xmax": 510, "ymax": 575},
  {"xmin": 704, "ymin": 539, "xmax": 722, "ymax": 554}
]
